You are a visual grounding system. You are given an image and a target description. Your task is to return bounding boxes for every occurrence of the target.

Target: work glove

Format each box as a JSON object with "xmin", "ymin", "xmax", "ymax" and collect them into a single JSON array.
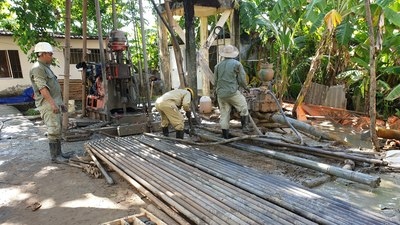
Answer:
[{"xmin": 185, "ymin": 111, "xmax": 191, "ymax": 119}]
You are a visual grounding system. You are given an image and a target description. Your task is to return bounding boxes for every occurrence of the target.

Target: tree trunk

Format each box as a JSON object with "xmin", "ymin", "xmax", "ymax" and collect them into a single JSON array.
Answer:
[
  {"xmin": 271, "ymin": 114, "xmax": 345, "ymax": 143},
  {"xmin": 365, "ymin": 0, "xmax": 380, "ymax": 151},
  {"xmin": 184, "ymin": 0, "xmax": 197, "ymax": 97},
  {"xmin": 165, "ymin": 0, "xmax": 185, "ymax": 88}
]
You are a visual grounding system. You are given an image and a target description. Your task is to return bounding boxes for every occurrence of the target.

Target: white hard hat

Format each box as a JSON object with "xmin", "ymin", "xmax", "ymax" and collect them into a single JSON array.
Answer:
[{"xmin": 34, "ymin": 42, "xmax": 53, "ymax": 53}]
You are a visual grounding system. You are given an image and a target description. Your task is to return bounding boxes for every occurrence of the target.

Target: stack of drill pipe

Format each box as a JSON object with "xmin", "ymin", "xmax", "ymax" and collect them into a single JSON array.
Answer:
[
  {"xmin": 201, "ymin": 126, "xmax": 386, "ymax": 166},
  {"xmin": 196, "ymin": 128, "xmax": 381, "ymax": 188},
  {"xmin": 136, "ymin": 135, "xmax": 393, "ymax": 225},
  {"xmin": 86, "ymin": 137, "xmax": 316, "ymax": 225}
]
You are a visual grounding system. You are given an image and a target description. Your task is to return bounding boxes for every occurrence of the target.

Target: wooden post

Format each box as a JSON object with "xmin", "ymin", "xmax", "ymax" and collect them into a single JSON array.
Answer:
[
  {"xmin": 164, "ymin": 0, "xmax": 186, "ymax": 88},
  {"xmin": 81, "ymin": 0, "xmax": 88, "ymax": 115},
  {"xmin": 62, "ymin": 0, "xmax": 71, "ymax": 134},
  {"xmin": 200, "ymin": 16, "xmax": 209, "ymax": 96},
  {"xmin": 158, "ymin": 14, "xmax": 171, "ymax": 92}
]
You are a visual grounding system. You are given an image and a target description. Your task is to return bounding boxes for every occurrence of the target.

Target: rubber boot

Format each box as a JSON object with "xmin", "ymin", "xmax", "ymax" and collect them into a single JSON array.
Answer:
[
  {"xmin": 222, "ymin": 129, "xmax": 230, "ymax": 139},
  {"xmin": 56, "ymin": 139, "xmax": 75, "ymax": 159},
  {"xmin": 176, "ymin": 130, "xmax": 184, "ymax": 139},
  {"xmin": 162, "ymin": 127, "xmax": 169, "ymax": 137},
  {"xmin": 241, "ymin": 116, "xmax": 251, "ymax": 133},
  {"xmin": 49, "ymin": 142, "xmax": 68, "ymax": 163}
]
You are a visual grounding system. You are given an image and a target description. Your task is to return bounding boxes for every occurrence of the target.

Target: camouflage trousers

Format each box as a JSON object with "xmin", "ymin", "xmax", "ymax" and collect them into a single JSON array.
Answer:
[{"xmin": 38, "ymin": 102, "xmax": 62, "ymax": 141}]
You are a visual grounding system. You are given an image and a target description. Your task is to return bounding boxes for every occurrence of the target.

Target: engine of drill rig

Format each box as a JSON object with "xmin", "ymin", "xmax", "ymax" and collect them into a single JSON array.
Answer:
[{"xmin": 83, "ymin": 30, "xmax": 140, "ymax": 121}]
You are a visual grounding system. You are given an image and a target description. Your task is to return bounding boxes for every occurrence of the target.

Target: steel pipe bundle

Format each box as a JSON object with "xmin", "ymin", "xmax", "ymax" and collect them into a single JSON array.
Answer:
[
  {"xmin": 85, "ymin": 137, "xmax": 317, "ymax": 225},
  {"xmin": 196, "ymin": 128, "xmax": 381, "ymax": 188},
  {"xmin": 200, "ymin": 126, "xmax": 386, "ymax": 166},
  {"xmin": 136, "ymin": 135, "xmax": 393, "ymax": 225}
]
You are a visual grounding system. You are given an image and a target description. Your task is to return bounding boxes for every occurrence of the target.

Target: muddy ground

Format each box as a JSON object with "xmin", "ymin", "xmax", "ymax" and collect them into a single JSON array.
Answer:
[{"xmin": 1, "ymin": 104, "xmax": 399, "ymax": 225}]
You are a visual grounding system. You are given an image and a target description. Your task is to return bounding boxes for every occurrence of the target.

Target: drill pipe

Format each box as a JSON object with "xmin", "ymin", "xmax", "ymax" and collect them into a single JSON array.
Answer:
[
  {"xmin": 201, "ymin": 126, "xmax": 386, "ymax": 166},
  {"xmin": 137, "ymin": 135, "xmax": 392, "ymax": 225},
  {"xmin": 115, "ymin": 139, "xmax": 254, "ymax": 224},
  {"xmin": 88, "ymin": 140, "xmax": 208, "ymax": 225},
  {"xmin": 141, "ymin": 135, "xmax": 390, "ymax": 225},
  {"xmin": 87, "ymin": 139, "xmax": 311, "ymax": 224},
  {"xmin": 117, "ymin": 138, "xmax": 304, "ymax": 225},
  {"xmin": 97, "ymin": 140, "xmax": 241, "ymax": 225},
  {"xmin": 83, "ymin": 143, "xmax": 190, "ymax": 225},
  {"xmin": 101, "ymin": 138, "xmax": 301, "ymax": 225},
  {"xmin": 196, "ymin": 128, "xmax": 382, "ymax": 188},
  {"xmin": 137, "ymin": 136, "xmax": 334, "ymax": 224}
]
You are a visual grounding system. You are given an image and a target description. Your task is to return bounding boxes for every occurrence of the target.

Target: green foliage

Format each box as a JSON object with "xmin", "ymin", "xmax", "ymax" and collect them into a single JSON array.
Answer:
[
  {"xmin": 23, "ymin": 108, "xmax": 40, "ymax": 116},
  {"xmin": 0, "ymin": 0, "xmax": 127, "ymax": 62},
  {"xmin": 6, "ymin": 0, "xmax": 60, "ymax": 59},
  {"xmin": 336, "ymin": 18, "xmax": 354, "ymax": 45},
  {"xmin": 385, "ymin": 84, "xmax": 400, "ymax": 101}
]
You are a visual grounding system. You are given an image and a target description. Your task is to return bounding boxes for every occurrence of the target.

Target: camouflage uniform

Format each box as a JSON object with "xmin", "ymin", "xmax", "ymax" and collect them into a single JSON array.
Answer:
[{"xmin": 30, "ymin": 61, "xmax": 63, "ymax": 141}]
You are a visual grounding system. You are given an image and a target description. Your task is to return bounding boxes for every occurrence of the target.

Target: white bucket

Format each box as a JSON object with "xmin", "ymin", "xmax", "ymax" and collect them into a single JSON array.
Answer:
[{"xmin": 199, "ymin": 96, "xmax": 212, "ymax": 113}]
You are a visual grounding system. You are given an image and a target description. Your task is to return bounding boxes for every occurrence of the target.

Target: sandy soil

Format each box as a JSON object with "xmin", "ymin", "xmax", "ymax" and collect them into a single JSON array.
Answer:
[{"xmin": 0, "ymin": 107, "xmax": 149, "ymax": 225}]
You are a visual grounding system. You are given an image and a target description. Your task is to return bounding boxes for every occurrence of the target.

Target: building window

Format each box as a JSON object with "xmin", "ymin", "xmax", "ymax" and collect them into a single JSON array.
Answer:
[
  {"xmin": 70, "ymin": 48, "xmax": 103, "ymax": 64},
  {"xmin": 0, "ymin": 50, "xmax": 23, "ymax": 78}
]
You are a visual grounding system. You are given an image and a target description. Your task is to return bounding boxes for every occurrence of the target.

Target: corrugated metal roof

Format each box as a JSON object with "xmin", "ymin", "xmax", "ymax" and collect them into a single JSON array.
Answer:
[{"xmin": 0, "ymin": 30, "xmax": 100, "ymax": 40}]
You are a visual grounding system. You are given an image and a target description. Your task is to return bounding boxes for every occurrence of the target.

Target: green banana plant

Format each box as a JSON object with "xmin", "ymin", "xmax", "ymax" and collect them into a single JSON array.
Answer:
[{"xmin": 240, "ymin": 0, "xmax": 307, "ymax": 101}]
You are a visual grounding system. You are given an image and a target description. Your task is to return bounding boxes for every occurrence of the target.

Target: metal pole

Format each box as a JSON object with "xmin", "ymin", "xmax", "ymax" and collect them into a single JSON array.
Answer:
[{"xmin": 85, "ymin": 144, "xmax": 190, "ymax": 225}]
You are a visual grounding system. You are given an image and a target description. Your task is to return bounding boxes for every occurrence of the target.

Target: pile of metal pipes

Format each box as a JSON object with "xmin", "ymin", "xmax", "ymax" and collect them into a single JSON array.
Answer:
[
  {"xmin": 85, "ymin": 135, "xmax": 393, "ymax": 225},
  {"xmin": 86, "ymin": 137, "xmax": 315, "ymax": 224},
  {"xmin": 137, "ymin": 135, "xmax": 392, "ymax": 225}
]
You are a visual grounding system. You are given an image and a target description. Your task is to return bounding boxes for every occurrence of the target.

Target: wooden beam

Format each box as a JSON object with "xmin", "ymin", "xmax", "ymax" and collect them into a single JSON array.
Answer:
[
  {"xmin": 200, "ymin": 16, "xmax": 210, "ymax": 96},
  {"xmin": 171, "ymin": 18, "xmax": 185, "ymax": 43},
  {"xmin": 202, "ymin": 9, "xmax": 232, "ymax": 50},
  {"xmin": 172, "ymin": 6, "xmax": 229, "ymax": 17}
]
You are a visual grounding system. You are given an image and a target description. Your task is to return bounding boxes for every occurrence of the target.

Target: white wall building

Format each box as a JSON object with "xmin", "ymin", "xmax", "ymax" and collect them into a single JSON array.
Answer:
[{"xmin": 0, "ymin": 32, "xmax": 103, "ymax": 92}]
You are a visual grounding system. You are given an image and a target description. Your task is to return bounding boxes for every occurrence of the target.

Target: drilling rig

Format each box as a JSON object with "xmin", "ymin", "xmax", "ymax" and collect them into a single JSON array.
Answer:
[{"xmin": 80, "ymin": 29, "xmax": 154, "ymax": 136}]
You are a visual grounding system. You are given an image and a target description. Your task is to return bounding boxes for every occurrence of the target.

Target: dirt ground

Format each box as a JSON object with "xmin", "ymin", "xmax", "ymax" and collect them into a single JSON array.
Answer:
[
  {"xmin": 1, "ymin": 104, "xmax": 399, "ymax": 225},
  {"xmin": 0, "ymin": 106, "xmax": 150, "ymax": 225}
]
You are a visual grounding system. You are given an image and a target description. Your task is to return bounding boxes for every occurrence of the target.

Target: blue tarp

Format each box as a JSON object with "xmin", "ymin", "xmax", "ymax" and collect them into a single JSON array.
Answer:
[{"xmin": 0, "ymin": 87, "xmax": 34, "ymax": 104}]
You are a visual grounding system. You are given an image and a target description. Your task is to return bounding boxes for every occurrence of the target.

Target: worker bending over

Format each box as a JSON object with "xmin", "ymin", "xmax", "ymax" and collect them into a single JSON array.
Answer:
[{"xmin": 155, "ymin": 88, "xmax": 194, "ymax": 139}]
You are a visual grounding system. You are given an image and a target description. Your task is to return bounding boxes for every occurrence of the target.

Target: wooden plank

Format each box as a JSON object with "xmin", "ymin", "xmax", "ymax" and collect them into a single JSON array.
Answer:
[
  {"xmin": 296, "ymin": 103, "xmax": 307, "ymax": 121},
  {"xmin": 100, "ymin": 209, "xmax": 168, "ymax": 225},
  {"xmin": 58, "ymin": 79, "xmax": 83, "ymax": 100}
]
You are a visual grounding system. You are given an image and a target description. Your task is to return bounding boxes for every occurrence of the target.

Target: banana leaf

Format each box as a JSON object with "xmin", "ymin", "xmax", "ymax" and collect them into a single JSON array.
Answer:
[{"xmin": 385, "ymin": 83, "xmax": 400, "ymax": 101}]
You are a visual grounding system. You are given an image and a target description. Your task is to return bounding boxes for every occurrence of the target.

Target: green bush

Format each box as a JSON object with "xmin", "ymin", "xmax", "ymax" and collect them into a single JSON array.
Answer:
[{"xmin": 24, "ymin": 108, "xmax": 40, "ymax": 116}]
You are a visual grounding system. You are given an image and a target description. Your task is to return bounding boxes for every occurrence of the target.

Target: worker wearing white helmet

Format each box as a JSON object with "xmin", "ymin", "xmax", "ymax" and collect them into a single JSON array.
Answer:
[
  {"xmin": 30, "ymin": 42, "xmax": 70, "ymax": 163},
  {"xmin": 155, "ymin": 88, "xmax": 193, "ymax": 139}
]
